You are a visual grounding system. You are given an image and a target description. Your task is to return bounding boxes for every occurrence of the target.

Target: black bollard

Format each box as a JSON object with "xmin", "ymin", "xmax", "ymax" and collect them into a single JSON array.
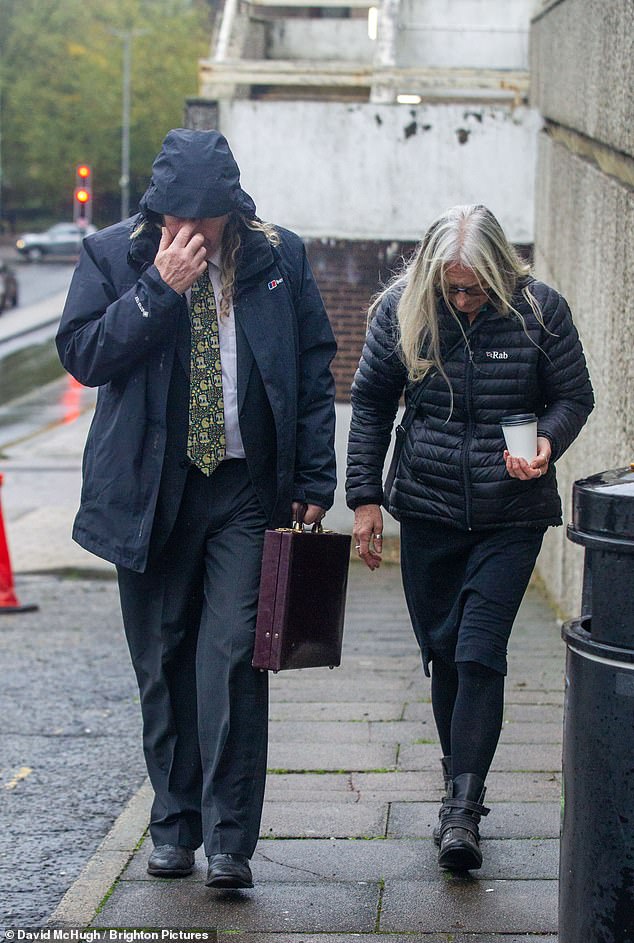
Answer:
[{"xmin": 560, "ymin": 466, "xmax": 634, "ymax": 942}]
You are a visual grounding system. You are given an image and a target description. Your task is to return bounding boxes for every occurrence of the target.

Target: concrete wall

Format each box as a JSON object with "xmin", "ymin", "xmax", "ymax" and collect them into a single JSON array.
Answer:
[
  {"xmin": 396, "ymin": 0, "xmax": 533, "ymax": 69},
  {"xmin": 530, "ymin": 0, "xmax": 634, "ymax": 618},
  {"xmin": 219, "ymin": 99, "xmax": 541, "ymax": 242},
  {"xmin": 531, "ymin": 0, "xmax": 633, "ymax": 157},
  {"xmin": 267, "ymin": 19, "xmax": 375, "ymax": 62},
  {"xmin": 263, "ymin": 0, "xmax": 534, "ymax": 68}
]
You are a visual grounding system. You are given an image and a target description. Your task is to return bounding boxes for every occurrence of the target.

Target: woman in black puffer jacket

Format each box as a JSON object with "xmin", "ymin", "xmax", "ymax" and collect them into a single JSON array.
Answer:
[{"xmin": 346, "ymin": 204, "xmax": 594, "ymax": 872}]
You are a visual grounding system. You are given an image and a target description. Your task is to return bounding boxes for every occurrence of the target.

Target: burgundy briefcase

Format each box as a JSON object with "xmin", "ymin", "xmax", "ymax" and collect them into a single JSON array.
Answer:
[{"xmin": 252, "ymin": 525, "xmax": 351, "ymax": 672}]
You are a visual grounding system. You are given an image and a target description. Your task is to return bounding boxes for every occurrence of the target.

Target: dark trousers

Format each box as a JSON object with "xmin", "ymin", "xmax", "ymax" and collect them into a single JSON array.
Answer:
[{"xmin": 117, "ymin": 459, "xmax": 269, "ymax": 857}]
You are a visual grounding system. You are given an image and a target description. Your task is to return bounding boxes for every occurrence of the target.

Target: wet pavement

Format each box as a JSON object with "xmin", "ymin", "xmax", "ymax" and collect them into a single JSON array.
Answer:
[{"xmin": 0, "ymin": 577, "xmax": 145, "ymax": 929}]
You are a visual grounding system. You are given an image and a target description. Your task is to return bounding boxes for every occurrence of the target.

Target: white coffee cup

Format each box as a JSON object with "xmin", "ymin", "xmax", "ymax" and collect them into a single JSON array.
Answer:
[{"xmin": 500, "ymin": 413, "xmax": 538, "ymax": 461}]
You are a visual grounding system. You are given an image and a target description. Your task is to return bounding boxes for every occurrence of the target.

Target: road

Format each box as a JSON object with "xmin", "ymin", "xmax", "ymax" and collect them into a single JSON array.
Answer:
[
  {"xmin": 7, "ymin": 260, "xmax": 77, "ymax": 309},
  {"xmin": 0, "ymin": 264, "xmax": 146, "ymax": 931},
  {"xmin": 0, "ymin": 261, "xmax": 93, "ymax": 435}
]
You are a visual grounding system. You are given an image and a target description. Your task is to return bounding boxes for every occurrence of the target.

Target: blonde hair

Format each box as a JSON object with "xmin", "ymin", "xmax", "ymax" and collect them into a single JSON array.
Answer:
[{"xmin": 372, "ymin": 204, "xmax": 542, "ymax": 383}]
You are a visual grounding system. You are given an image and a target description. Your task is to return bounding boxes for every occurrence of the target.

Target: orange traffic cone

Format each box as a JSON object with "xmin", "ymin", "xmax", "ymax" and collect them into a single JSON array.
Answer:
[{"xmin": 0, "ymin": 473, "xmax": 38, "ymax": 614}]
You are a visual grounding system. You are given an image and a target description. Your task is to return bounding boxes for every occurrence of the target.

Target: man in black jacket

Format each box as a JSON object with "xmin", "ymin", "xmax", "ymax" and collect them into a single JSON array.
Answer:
[{"xmin": 57, "ymin": 129, "xmax": 337, "ymax": 888}]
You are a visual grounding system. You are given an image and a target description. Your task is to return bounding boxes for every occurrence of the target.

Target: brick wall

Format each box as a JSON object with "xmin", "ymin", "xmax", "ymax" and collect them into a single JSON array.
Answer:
[
  {"xmin": 304, "ymin": 238, "xmax": 417, "ymax": 401},
  {"xmin": 306, "ymin": 238, "xmax": 533, "ymax": 401}
]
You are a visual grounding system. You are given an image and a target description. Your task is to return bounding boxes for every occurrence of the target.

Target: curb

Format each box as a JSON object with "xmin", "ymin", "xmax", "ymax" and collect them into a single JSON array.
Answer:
[
  {"xmin": 0, "ymin": 315, "xmax": 60, "ymax": 348},
  {"xmin": 46, "ymin": 779, "xmax": 152, "ymax": 929}
]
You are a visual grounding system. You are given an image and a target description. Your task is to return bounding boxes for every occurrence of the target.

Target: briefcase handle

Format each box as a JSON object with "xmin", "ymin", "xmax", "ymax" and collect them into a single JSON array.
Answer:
[
  {"xmin": 292, "ymin": 504, "xmax": 324, "ymax": 534},
  {"xmin": 292, "ymin": 520, "xmax": 324, "ymax": 534}
]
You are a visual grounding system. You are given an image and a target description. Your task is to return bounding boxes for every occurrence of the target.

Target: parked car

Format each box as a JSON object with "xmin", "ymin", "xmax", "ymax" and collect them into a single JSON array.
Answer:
[
  {"xmin": 0, "ymin": 260, "xmax": 19, "ymax": 313},
  {"xmin": 15, "ymin": 222, "xmax": 96, "ymax": 261}
]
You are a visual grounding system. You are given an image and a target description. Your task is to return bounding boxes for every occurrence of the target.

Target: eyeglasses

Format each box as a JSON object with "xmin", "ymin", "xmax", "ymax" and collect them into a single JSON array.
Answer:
[{"xmin": 437, "ymin": 283, "xmax": 488, "ymax": 298}]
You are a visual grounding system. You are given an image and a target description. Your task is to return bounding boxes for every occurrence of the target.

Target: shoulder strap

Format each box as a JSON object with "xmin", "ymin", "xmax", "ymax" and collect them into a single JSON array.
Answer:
[{"xmin": 400, "ymin": 332, "xmax": 467, "ymax": 431}]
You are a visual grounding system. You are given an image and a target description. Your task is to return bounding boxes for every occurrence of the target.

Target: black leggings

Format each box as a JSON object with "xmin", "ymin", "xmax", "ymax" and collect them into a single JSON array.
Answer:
[{"xmin": 431, "ymin": 657, "xmax": 505, "ymax": 781}]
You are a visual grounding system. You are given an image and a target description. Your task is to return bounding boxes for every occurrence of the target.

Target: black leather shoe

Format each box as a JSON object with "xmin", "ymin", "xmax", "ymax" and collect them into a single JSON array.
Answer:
[
  {"xmin": 206, "ymin": 853, "xmax": 253, "ymax": 889},
  {"xmin": 147, "ymin": 844, "xmax": 195, "ymax": 877}
]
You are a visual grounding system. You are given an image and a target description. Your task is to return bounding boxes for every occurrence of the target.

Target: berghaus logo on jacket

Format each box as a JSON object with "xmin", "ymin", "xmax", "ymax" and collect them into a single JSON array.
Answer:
[
  {"xmin": 268, "ymin": 277, "xmax": 284, "ymax": 291},
  {"xmin": 485, "ymin": 350, "xmax": 508, "ymax": 359}
]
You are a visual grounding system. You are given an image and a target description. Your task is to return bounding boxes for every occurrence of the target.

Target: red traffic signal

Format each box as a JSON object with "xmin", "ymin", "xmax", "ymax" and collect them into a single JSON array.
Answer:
[{"xmin": 74, "ymin": 164, "xmax": 93, "ymax": 223}]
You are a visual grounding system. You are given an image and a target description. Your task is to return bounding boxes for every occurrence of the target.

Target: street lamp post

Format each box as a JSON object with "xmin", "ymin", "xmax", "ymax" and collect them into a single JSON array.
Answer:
[
  {"xmin": 110, "ymin": 28, "xmax": 147, "ymax": 220},
  {"xmin": 121, "ymin": 31, "xmax": 132, "ymax": 220}
]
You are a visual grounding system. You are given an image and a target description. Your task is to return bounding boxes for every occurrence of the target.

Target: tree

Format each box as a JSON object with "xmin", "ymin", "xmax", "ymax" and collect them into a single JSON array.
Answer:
[{"xmin": 1, "ymin": 0, "xmax": 215, "ymax": 227}]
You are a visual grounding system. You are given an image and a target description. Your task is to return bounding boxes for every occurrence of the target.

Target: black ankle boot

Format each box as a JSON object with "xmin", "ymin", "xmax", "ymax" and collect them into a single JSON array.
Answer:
[
  {"xmin": 432, "ymin": 755, "xmax": 452, "ymax": 846},
  {"xmin": 437, "ymin": 772, "xmax": 490, "ymax": 871}
]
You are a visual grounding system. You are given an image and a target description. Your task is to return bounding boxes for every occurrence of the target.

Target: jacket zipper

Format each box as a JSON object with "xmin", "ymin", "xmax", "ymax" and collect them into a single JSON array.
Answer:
[{"xmin": 461, "ymin": 335, "xmax": 475, "ymax": 530}]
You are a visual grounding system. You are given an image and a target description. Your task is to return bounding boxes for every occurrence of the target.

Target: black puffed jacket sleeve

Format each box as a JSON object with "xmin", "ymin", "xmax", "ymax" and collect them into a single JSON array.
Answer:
[{"xmin": 346, "ymin": 289, "xmax": 407, "ymax": 509}]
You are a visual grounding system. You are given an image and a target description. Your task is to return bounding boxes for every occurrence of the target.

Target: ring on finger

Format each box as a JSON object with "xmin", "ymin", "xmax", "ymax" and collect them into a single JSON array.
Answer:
[{"xmin": 355, "ymin": 544, "xmax": 362, "ymax": 551}]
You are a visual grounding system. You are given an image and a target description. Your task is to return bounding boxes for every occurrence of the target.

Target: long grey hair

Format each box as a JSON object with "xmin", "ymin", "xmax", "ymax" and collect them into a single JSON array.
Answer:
[{"xmin": 370, "ymin": 204, "xmax": 543, "ymax": 383}]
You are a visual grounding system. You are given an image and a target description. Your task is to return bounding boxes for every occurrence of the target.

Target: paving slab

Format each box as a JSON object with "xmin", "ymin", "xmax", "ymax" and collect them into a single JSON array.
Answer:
[
  {"xmin": 263, "ymin": 771, "xmax": 445, "ymax": 802},
  {"xmin": 91, "ymin": 880, "xmax": 380, "ymax": 933},
  {"xmin": 332, "ymin": 655, "xmax": 421, "ymax": 672},
  {"xmin": 268, "ymin": 702, "xmax": 407, "ymax": 722},
  {"xmin": 403, "ymin": 697, "xmax": 565, "ymax": 723},
  {"xmin": 367, "ymin": 720, "xmax": 440, "ymax": 743},
  {"xmin": 350, "ymin": 771, "xmax": 445, "ymax": 798},
  {"xmin": 506, "ymin": 661, "xmax": 565, "ymax": 686},
  {"xmin": 398, "ymin": 743, "xmax": 562, "ymax": 772},
  {"xmin": 503, "ymin": 703, "xmax": 565, "ymax": 723},
  {"xmin": 268, "ymin": 742, "xmax": 397, "ymax": 772},
  {"xmin": 481, "ymin": 771, "xmax": 561, "ymax": 802},
  {"xmin": 260, "ymin": 800, "xmax": 389, "ymax": 838},
  {"xmin": 505, "ymin": 678, "xmax": 564, "ymax": 694},
  {"xmin": 268, "ymin": 721, "xmax": 372, "ymax": 744},
  {"xmin": 268, "ymin": 677, "xmax": 419, "ymax": 702},
  {"xmin": 301, "ymin": 667, "xmax": 419, "ymax": 687},
  {"xmin": 387, "ymin": 802, "xmax": 560, "ymax": 839},
  {"xmin": 263, "ymin": 773, "xmax": 360, "ymax": 798},
  {"xmin": 498, "ymin": 722, "xmax": 562, "ymax": 744},
  {"xmin": 503, "ymin": 689, "xmax": 564, "ymax": 705},
  {"xmin": 379, "ymin": 878, "xmax": 558, "ymax": 934}
]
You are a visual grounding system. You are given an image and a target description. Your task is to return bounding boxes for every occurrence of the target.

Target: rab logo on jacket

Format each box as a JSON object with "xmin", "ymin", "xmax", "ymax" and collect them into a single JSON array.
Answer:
[
  {"xmin": 268, "ymin": 278, "xmax": 284, "ymax": 291},
  {"xmin": 485, "ymin": 350, "xmax": 508, "ymax": 359}
]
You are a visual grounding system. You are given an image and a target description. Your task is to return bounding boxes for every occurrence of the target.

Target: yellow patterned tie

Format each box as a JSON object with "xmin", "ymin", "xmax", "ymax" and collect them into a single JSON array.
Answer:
[{"xmin": 187, "ymin": 271, "xmax": 226, "ymax": 475}]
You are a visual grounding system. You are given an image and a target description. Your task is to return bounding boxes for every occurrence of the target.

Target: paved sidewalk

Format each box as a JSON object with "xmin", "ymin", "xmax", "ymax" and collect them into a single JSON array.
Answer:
[{"xmin": 48, "ymin": 567, "xmax": 562, "ymax": 940}]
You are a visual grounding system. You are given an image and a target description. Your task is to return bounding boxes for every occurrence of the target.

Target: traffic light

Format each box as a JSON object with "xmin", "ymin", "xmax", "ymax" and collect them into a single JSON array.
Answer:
[{"xmin": 74, "ymin": 164, "xmax": 92, "ymax": 225}]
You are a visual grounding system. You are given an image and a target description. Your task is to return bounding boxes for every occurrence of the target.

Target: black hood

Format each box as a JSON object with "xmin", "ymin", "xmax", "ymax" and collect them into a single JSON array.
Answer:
[{"xmin": 139, "ymin": 129, "xmax": 256, "ymax": 220}]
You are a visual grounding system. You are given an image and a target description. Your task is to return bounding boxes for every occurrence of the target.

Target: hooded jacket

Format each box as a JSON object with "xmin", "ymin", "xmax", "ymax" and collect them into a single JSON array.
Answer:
[
  {"xmin": 56, "ymin": 130, "xmax": 337, "ymax": 572},
  {"xmin": 346, "ymin": 279, "xmax": 594, "ymax": 530}
]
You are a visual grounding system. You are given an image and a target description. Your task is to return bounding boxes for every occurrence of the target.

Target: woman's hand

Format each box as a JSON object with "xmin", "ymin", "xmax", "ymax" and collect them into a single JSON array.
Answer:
[
  {"xmin": 353, "ymin": 504, "xmax": 384, "ymax": 570},
  {"xmin": 504, "ymin": 435, "xmax": 552, "ymax": 481}
]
